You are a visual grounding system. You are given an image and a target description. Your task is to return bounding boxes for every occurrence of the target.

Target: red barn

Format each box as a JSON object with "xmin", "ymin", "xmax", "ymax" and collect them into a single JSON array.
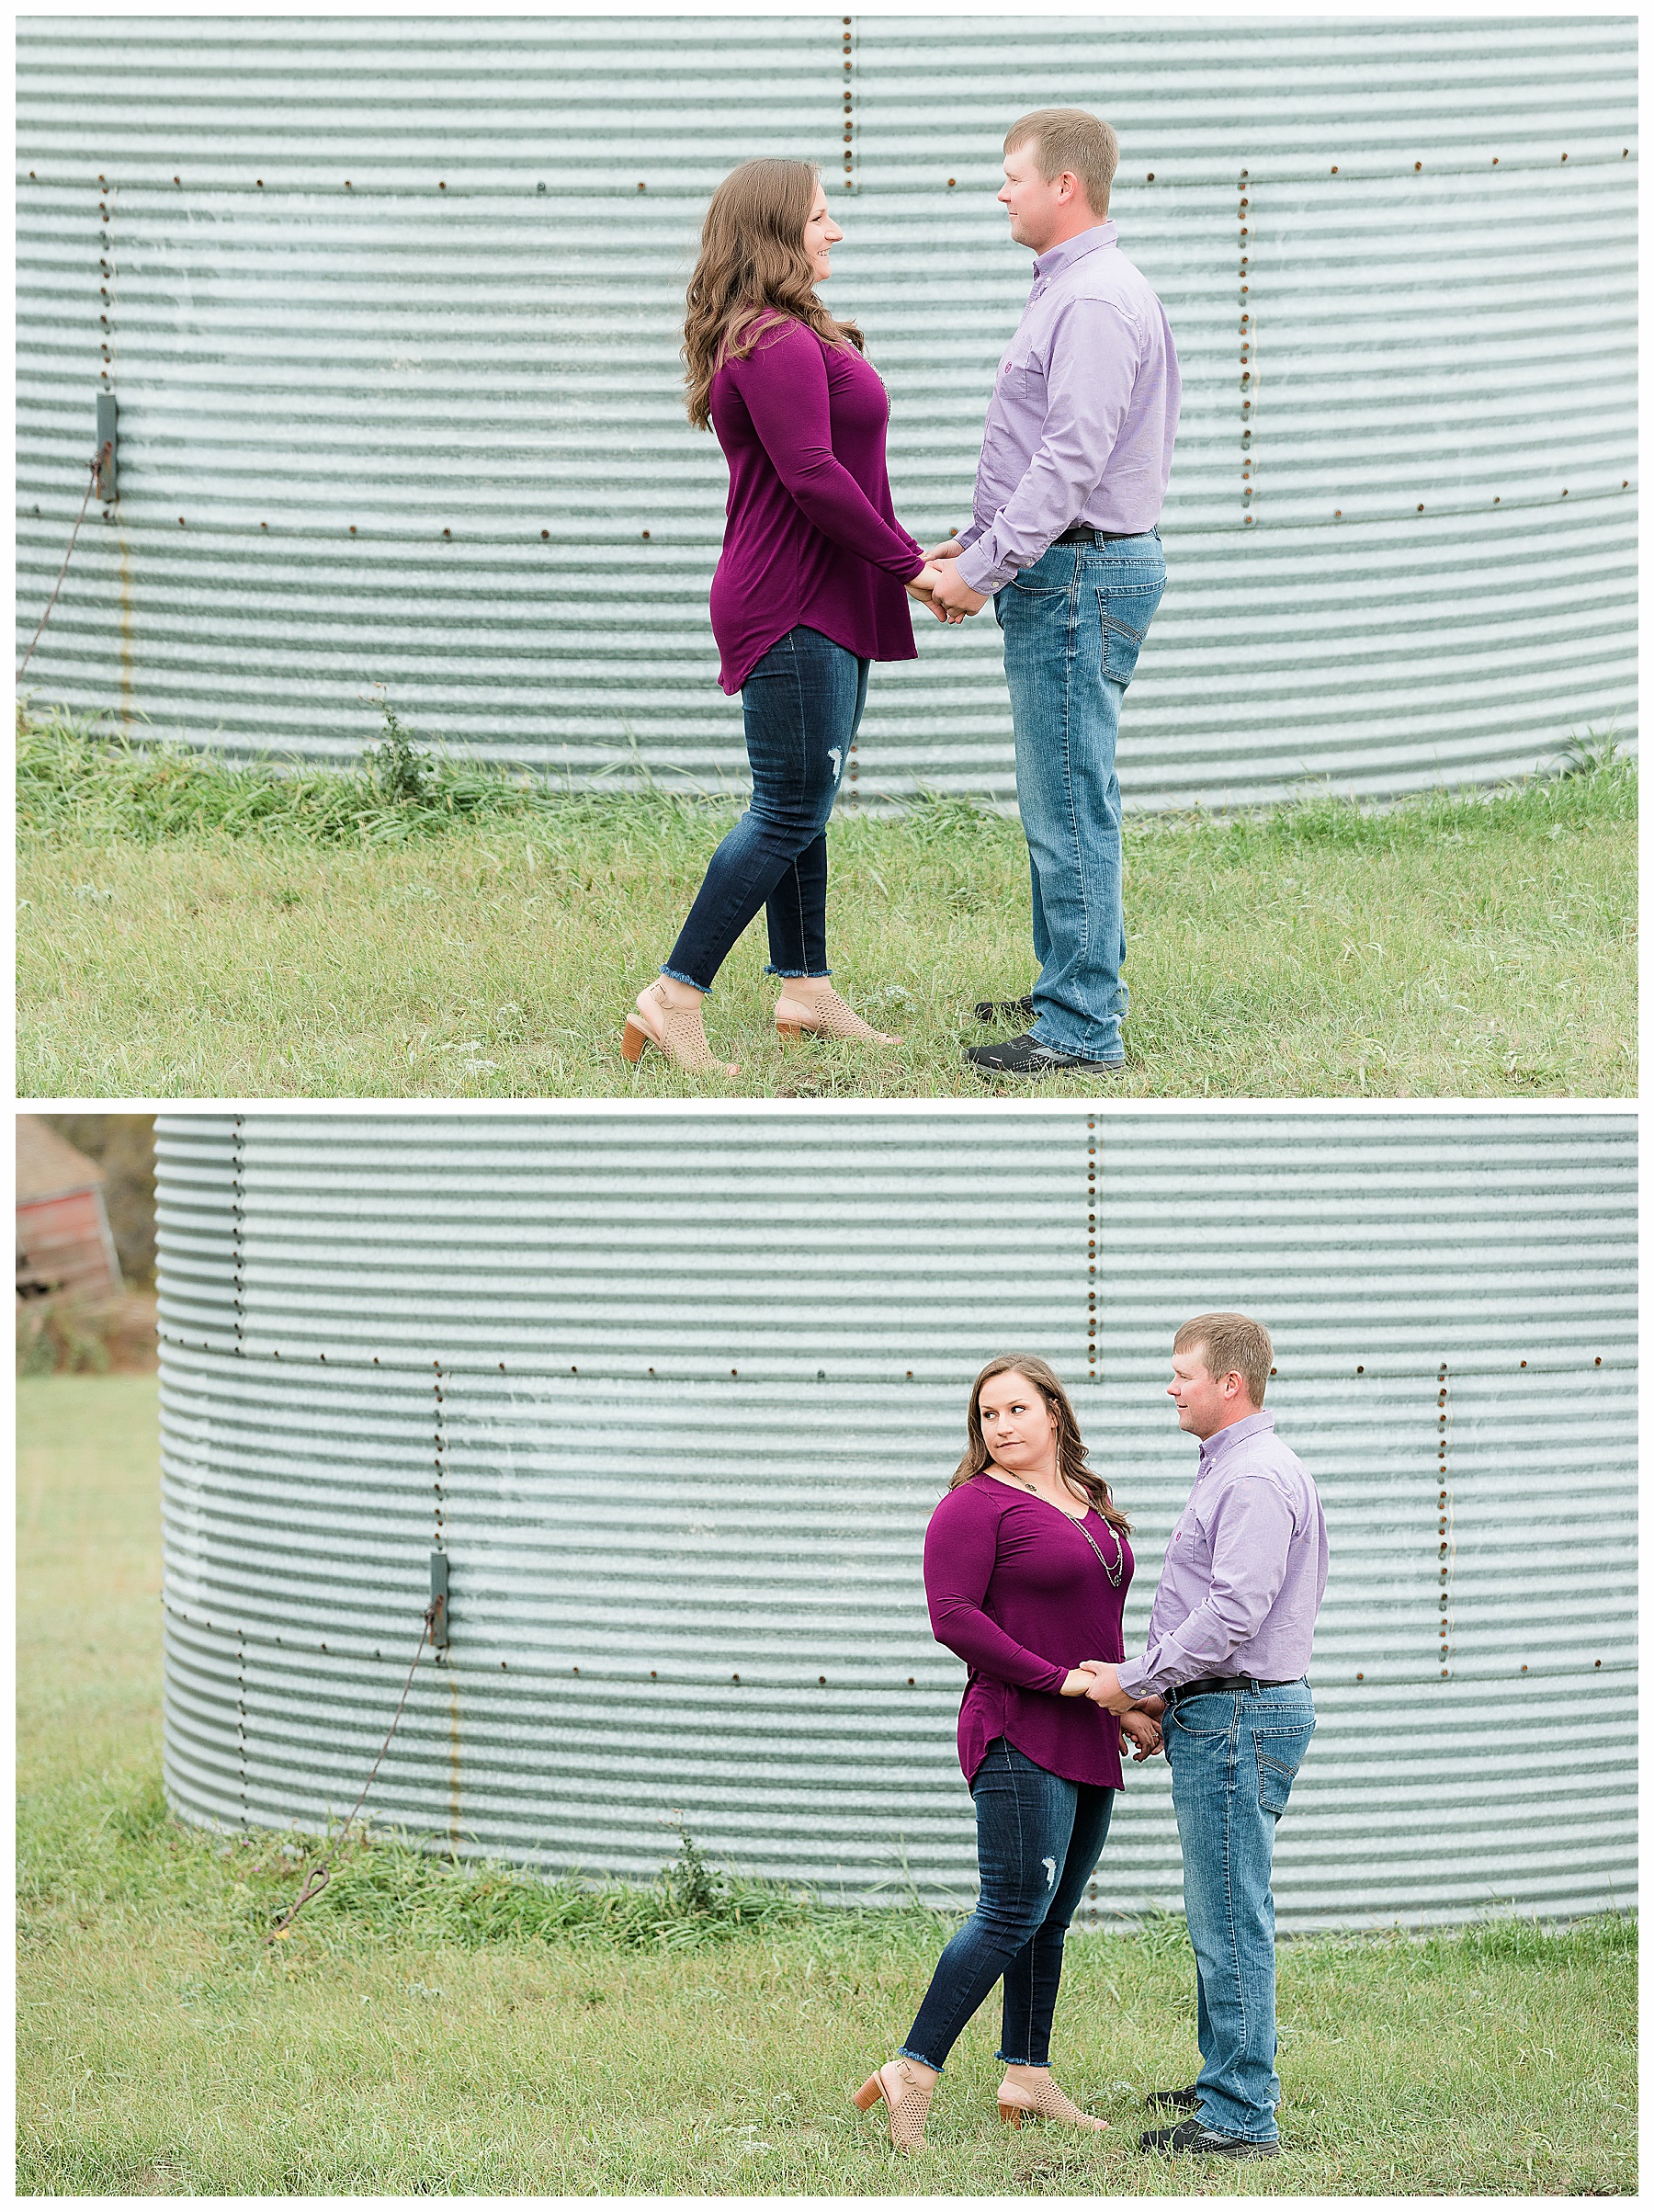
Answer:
[{"xmin": 16, "ymin": 1117, "xmax": 122, "ymax": 1299}]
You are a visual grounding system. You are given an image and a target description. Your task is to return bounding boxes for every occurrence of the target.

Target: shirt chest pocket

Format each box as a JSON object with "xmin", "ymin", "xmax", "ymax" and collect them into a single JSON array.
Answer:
[
  {"xmin": 999, "ymin": 349, "xmax": 1048, "ymax": 405},
  {"xmin": 1173, "ymin": 1517, "xmax": 1209, "ymax": 1568}
]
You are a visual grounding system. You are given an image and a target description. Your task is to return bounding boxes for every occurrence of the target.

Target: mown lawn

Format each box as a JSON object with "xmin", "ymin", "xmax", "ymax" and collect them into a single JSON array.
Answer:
[
  {"xmin": 17, "ymin": 1374, "xmax": 1638, "ymax": 2195},
  {"xmin": 15, "ymin": 711, "xmax": 1637, "ymax": 1098}
]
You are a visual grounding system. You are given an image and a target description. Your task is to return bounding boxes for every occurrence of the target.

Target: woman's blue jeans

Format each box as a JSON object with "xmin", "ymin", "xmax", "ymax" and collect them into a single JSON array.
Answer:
[
  {"xmin": 663, "ymin": 625, "xmax": 868, "ymax": 993},
  {"xmin": 993, "ymin": 532, "xmax": 1166, "ymax": 1061},
  {"xmin": 1165, "ymin": 1681, "xmax": 1316, "ymax": 2143},
  {"xmin": 901, "ymin": 1739, "xmax": 1116, "ymax": 2071}
]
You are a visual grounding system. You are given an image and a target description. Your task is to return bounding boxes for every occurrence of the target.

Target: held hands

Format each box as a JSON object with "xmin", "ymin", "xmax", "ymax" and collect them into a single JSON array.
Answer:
[
  {"xmin": 927, "ymin": 560, "xmax": 991, "ymax": 621},
  {"xmin": 1118, "ymin": 1708, "xmax": 1162, "ymax": 1762},
  {"xmin": 1073, "ymin": 1661, "xmax": 1137, "ymax": 1716},
  {"xmin": 1060, "ymin": 1666, "xmax": 1163, "ymax": 1757},
  {"xmin": 903, "ymin": 562, "xmax": 963, "ymax": 624},
  {"xmin": 905, "ymin": 540, "xmax": 988, "ymax": 624}
]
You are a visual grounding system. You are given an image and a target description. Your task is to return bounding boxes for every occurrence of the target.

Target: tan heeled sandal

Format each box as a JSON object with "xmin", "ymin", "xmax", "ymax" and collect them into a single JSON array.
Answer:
[
  {"xmin": 621, "ymin": 981, "xmax": 739, "ymax": 1076},
  {"xmin": 774, "ymin": 985, "xmax": 900, "ymax": 1045},
  {"xmin": 852, "ymin": 2056, "xmax": 934, "ymax": 2152},
  {"xmin": 997, "ymin": 2071, "xmax": 1110, "ymax": 2130}
]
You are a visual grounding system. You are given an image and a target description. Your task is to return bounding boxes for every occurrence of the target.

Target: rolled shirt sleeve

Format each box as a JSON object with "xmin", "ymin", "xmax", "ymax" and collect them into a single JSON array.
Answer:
[
  {"xmin": 955, "ymin": 297, "xmax": 1145, "ymax": 594},
  {"xmin": 1115, "ymin": 1476, "xmax": 1296, "ymax": 1698}
]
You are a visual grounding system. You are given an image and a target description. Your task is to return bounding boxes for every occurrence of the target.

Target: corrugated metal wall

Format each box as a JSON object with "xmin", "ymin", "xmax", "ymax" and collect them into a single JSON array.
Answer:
[
  {"xmin": 154, "ymin": 1108, "xmax": 1636, "ymax": 1928},
  {"xmin": 17, "ymin": 17, "xmax": 1636, "ymax": 806}
]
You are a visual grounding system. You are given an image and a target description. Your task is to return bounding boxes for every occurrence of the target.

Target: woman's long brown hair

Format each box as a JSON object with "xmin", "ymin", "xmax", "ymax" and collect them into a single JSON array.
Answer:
[
  {"xmin": 682, "ymin": 158, "xmax": 865, "ymax": 430},
  {"xmin": 952, "ymin": 1355, "xmax": 1130, "ymax": 1536}
]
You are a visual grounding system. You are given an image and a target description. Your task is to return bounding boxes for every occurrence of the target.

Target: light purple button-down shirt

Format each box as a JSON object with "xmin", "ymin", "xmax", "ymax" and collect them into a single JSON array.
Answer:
[
  {"xmin": 1115, "ymin": 1412, "xmax": 1329, "ymax": 1698},
  {"xmin": 955, "ymin": 221, "xmax": 1181, "ymax": 595}
]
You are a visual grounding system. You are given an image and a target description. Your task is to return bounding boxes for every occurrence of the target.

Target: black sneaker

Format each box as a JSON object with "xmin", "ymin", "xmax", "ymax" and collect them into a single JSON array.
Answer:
[
  {"xmin": 972, "ymin": 993, "xmax": 1037, "ymax": 1026},
  {"xmin": 1144, "ymin": 2083, "xmax": 1202, "ymax": 2112},
  {"xmin": 964, "ymin": 1032, "xmax": 1126, "ymax": 1080},
  {"xmin": 1139, "ymin": 2118, "xmax": 1280, "ymax": 2160}
]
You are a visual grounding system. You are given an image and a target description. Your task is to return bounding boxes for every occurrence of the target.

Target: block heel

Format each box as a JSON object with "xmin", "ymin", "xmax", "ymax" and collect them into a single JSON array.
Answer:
[{"xmin": 851, "ymin": 2058, "xmax": 934, "ymax": 2151}]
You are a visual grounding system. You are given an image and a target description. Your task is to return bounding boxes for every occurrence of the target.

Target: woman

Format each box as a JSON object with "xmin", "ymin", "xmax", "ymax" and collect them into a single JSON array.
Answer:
[
  {"xmin": 853, "ymin": 1356, "xmax": 1161, "ymax": 2154},
  {"xmin": 621, "ymin": 158, "xmax": 950, "ymax": 1075}
]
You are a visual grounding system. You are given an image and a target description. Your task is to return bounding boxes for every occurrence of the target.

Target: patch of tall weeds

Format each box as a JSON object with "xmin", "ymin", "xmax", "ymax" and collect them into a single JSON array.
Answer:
[
  {"xmin": 247, "ymin": 1823, "xmax": 822, "ymax": 1954},
  {"xmin": 15, "ymin": 701, "xmax": 736, "ymax": 850},
  {"xmin": 19, "ymin": 701, "xmax": 1636, "ymax": 856}
]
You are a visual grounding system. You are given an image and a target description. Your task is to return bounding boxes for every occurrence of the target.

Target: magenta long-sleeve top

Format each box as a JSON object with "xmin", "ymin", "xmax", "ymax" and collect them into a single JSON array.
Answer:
[
  {"xmin": 923, "ymin": 1474, "xmax": 1135, "ymax": 1790},
  {"xmin": 706, "ymin": 318, "xmax": 927, "ymax": 695}
]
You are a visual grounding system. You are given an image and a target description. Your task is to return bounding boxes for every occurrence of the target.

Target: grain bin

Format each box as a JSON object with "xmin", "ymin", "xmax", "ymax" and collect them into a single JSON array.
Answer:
[
  {"xmin": 156, "ymin": 1109, "xmax": 1636, "ymax": 1928},
  {"xmin": 17, "ymin": 17, "xmax": 1636, "ymax": 805}
]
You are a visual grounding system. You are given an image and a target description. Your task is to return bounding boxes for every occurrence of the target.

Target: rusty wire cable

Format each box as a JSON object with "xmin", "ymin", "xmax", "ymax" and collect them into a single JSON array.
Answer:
[
  {"xmin": 265, "ymin": 1591, "xmax": 445, "ymax": 1943},
  {"xmin": 16, "ymin": 444, "xmax": 111, "ymax": 685}
]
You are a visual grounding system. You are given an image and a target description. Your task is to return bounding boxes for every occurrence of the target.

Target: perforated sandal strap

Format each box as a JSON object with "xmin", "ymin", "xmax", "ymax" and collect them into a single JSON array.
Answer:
[
  {"xmin": 642, "ymin": 983, "xmax": 723, "ymax": 1072},
  {"xmin": 786, "ymin": 987, "xmax": 884, "ymax": 1040},
  {"xmin": 1018, "ymin": 2074, "xmax": 1105, "ymax": 2127},
  {"xmin": 882, "ymin": 2060, "xmax": 934, "ymax": 2149}
]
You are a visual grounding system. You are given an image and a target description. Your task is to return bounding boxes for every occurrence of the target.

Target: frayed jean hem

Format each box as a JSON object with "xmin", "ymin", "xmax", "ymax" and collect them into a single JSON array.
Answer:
[
  {"xmin": 658, "ymin": 964, "xmax": 711, "ymax": 994},
  {"xmin": 765, "ymin": 964, "xmax": 832, "ymax": 980}
]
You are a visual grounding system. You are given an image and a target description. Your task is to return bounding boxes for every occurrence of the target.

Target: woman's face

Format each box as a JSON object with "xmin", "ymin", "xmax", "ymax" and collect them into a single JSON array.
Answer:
[
  {"xmin": 803, "ymin": 183, "xmax": 844, "ymax": 282},
  {"xmin": 978, "ymin": 1372, "xmax": 1058, "ymax": 1478}
]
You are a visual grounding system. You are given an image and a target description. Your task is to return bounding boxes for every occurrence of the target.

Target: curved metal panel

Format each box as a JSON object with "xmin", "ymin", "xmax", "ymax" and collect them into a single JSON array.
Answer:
[
  {"xmin": 17, "ymin": 17, "xmax": 1637, "ymax": 805},
  {"xmin": 155, "ymin": 1109, "xmax": 1635, "ymax": 1927}
]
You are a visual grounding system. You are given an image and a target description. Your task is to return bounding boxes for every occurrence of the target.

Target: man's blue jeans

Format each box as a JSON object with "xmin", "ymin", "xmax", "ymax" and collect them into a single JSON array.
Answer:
[
  {"xmin": 664, "ymin": 625, "xmax": 867, "ymax": 992},
  {"xmin": 994, "ymin": 533, "xmax": 1166, "ymax": 1061},
  {"xmin": 900, "ymin": 1739, "xmax": 1115, "ymax": 2071},
  {"xmin": 1164, "ymin": 1681, "xmax": 1316, "ymax": 2142}
]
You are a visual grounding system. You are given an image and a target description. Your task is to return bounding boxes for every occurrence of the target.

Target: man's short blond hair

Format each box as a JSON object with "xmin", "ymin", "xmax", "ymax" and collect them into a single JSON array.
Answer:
[
  {"xmin": 1003, "ymin": 108, "xmax": 1120, "ymax": 219},
  {"xmin": 1173, "ymin": 1312, "xmax": 1274, "ymax": 1407}
]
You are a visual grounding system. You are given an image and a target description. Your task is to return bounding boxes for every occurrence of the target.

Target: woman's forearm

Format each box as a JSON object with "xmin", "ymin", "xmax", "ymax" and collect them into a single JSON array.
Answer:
[{"xmin": 928, "ymin": 1596, "xmax": 1069, "ymax": 1694}]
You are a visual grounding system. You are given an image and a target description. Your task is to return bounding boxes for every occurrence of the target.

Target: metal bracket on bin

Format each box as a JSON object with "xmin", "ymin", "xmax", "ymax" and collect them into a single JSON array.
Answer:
[
  {"xmin": 96, "ymin": 391, "xmax": 118, "ymax": 501},
  {"xmin": 429, "ymin": 1549, "xmax": 449, "ymax": 1649}
]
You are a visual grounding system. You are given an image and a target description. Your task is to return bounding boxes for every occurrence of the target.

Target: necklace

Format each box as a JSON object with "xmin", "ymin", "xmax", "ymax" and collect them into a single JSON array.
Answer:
[
  {"xmin": 1006, "ymin": 1473, "xmax": 1126, "ymax": 1587},
  {"xmin": 1074, "ymin": 1514, "xmax": 1127, "ymax": 1588}
]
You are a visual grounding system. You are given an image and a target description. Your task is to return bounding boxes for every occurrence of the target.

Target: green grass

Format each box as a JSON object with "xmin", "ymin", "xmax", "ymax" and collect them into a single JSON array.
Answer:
[
  {"xmin": 18, "ymin": 1375, "xmax": 1638, "ymax": 2194},
  {"xmin": 16, "ymin": 708, "xmax": 1637, "ymax": 1097}
]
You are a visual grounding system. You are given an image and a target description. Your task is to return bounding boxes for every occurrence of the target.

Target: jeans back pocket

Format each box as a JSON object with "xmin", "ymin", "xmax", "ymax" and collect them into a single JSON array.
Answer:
[
  {"xmin": 1254, "ymin": 1719, "xmax": 1314, "ymax": 1815},
  {"xmin": 1095, "ymin": 574, "xmax": 1165, "ymax": 688}
]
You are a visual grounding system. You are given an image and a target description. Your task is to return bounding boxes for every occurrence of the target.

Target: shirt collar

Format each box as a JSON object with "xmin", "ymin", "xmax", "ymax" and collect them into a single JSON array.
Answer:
[
  {"xmin": 1032, "ymin": 220, "xmax": 1117, "ymax": 281},
  {"xmin": 1197, "ymin": 1409, "xmax": 1275, "ymax": 1471}
]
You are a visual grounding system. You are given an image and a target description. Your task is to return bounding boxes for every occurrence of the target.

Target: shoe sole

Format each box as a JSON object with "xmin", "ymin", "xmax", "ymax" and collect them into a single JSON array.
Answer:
[
  {"xmin": 1139, "ymin": 2136, "xmax": 1281, "ymax": 2159},
  {"xmin": 967, "ymin": 1060, "xmax": 1127, "ymax": 1079}
]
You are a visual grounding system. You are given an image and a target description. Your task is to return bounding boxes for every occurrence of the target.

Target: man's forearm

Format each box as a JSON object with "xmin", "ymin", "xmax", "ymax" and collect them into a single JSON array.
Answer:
[{"xmin": 955, "ymin": 456, "xmax": 1100, "ymax": 592}]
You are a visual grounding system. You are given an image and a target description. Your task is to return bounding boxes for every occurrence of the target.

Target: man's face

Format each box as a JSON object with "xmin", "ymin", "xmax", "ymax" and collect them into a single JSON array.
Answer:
[
  {"xmin": 997, "ymin": 142, "xmax": 1074, "ymax": 253},
  {"xmin": 1167, "ymin": 1347, "xmax": 1246, "ymax": 1440}
]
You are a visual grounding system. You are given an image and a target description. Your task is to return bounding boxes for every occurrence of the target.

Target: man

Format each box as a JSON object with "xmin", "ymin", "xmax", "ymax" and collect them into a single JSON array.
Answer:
[
  {"xmin": 928, "ymin": 108, "xmax": 1180, "ymax": 1079},
  {"xmin": 1079, "ymin": 1312, "xmax": 1329, "ymax": 2160}
]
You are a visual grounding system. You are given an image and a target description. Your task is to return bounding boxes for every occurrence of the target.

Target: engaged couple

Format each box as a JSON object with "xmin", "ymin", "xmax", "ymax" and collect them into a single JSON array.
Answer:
[
  {"xmin": 622, "ymin": 106, "xmax": 1179, "ymax": 1080},
  {"xmin": 853, "ymin": 1314, "xmax": 1329, "ymax": 2160}
]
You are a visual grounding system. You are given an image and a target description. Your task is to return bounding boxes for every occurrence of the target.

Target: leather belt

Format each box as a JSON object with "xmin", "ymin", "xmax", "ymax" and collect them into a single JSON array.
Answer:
[
  {"xmin": 1169, "ymin": 1673, "xmax": 1300, "ymax": 1699},
  {"xmin": 1054, "ymin": 524, "xmax": 1143, "ymax": 544}
]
